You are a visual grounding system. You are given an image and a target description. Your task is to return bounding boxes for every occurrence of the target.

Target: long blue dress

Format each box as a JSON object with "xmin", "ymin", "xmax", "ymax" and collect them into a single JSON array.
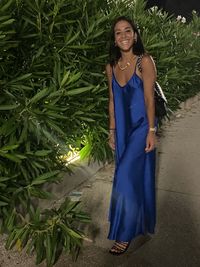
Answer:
[{"xmin": 108, "ymin": 61, "xmax": 156, "ymax": 242}]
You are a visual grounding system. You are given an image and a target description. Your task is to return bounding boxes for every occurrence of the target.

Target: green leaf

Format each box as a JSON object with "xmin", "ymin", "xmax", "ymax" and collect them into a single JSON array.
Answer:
[
  {"xmin": 34, "ymin": 45, "xmax": 45, "ymax": 59},
  {"xmin": 31, "ymin": 170, "xmax": 60, "ymax": 186},
  {"xmin": 5, "ymin": 230, "xmax": 16, "ymax": 250},
  {"xmin": 79, "ymin": 117, "xmax": 95, "ymax": 122},
  {"xmin": 5, "ymin": 209, "xmax": 16, "ymax": 232},
  {"xmin": 0, "ymin": 144, "xmax": 19, "ymax": 151},
  {"xmin": 147, "ymin": 40, "xmax": 171, "ymax": 49},
  {"xmin": 0, "ymin": 176, "xmax": 12, "ymax": 182},
  {"xmin": 1, "ymin": 18, "xmax": 15, "ymax": 26},
  {"xmin": 42, "ymin": 128, "xmax": 59, "ymax": 143},
  {"xmin": 0, "ymin": 152, "xmax": 21, "ymax": 163},
  {"xmin": 0, "ymin": 104, "xmax": 19, "ymax": 110},
  {"xmin": 31, "ymin": 161, "xmax": 45, "ymax": 169},
  {"xmin": 59, "ymin": 223, "xmax": 82, "ymax": 239},
  {"xmin": 29, "ymin": 187, "xmax": 54, "ymax": 199},
  {"xmin": 98, "ymin": 125, "xmax": 109, "ymax": 135},
  {"xmin": 0, "ymin": 201, "xmax": 9, "ymax": 206},
  {"xmin": 29, "ymin": 87, "xmax": 49, "ymax": 104},
  {"xmin": 66, "ymin": 72, "xmax": 82, "ymax": 85},
  {"xmin": 66, "ymin": 86, "xmax": 93, "ymax": 96},
  {"xmin": 46, "ymin": 233, "xmax": 52, "ymax": 267},
  {"xmin": 26, "ymin": 238, "xmax": 36, "ymax": 256},
  {"xmin": 45, "ymin": 112, "xmax": 68, "ymax": 120},
  {"xmin": 60, "ymin": 70, "xmax": 70, "ymax": 87},
  {"xmin": 74, "ymin": 212, "xmax": 91, "ymax": 223},
  {"xmin": 66, "ymin": 31, "xmax": 80, "ymax": 45},
  {"xmin": 46, "ymin": 119, "xmax": 66, "ymax": 135},
  {"xmin": 7, "ymin": 227, "xmax": 25, "ymax": 250},
  {"xmin": 34, "ymin": 150, "xmax": 52, "ymax": 156},
  {"xmin": 9, "ymin": 73, "xmax": 32, "ymax": 83},
  {"xmin": 66, "ymin": 45, "xmax": 94, "ymax": 49},
  {"xmin": 35, "ymin": 233, "xmax": 45, "ymax": 265},
  {"xmin": 0, "ymin": 15, "xmax": 11, "ymax": 22},
  {"xmin": 60, "ymin": 199, "xmax": 80, "ymax": 215},
  {"xmin": 79, "ymin": 143, "xmax": 91, "ymax": 160},
  {"xmin": 19, "ymin": 228, "xmax": 30, "ymax": 248},
  {"xmin": 0, "ymin": 0, "xmax": 13, "ymax": 12}
]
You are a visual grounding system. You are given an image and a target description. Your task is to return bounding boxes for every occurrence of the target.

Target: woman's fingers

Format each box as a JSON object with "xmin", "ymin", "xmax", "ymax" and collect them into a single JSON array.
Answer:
[
  {"xmin": 145, "ymin": 135, "xmax": 156, "ymax": 152},
  {"xmin": 145, "ymin": 143, "xmax": 151, "ymax": 152},
  {"xmin": 108, "ymin": 138, "xmax": 115, "ymax": 150},
  {"xmin": 109, "ymin": 141, "xmax": 115, "ymax": 150},
  {"xmin": 145, "ymin": 145, "xmax": 153, "ymax": 152}
]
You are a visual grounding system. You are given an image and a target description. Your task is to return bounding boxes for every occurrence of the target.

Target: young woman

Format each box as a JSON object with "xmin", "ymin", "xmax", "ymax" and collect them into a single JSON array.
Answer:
[{"xmin": 106, "ymin": 16, "xmax": 157, "ymax": 255}]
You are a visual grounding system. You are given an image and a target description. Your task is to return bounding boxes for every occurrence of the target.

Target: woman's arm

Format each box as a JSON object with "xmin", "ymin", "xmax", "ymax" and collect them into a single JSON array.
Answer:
[
  {"xmin": 141, "ymin": 55, "xmax": 157, "ymax": 152},
  {"xmin": 105, "ymin": 64, "xmax": 115, "ymax": 150}
]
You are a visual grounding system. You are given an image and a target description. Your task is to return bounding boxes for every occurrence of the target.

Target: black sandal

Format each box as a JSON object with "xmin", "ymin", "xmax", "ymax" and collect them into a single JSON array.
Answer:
[{"xmin": 109, "ymin": 241, "xmax": 130, "ymax": 256}]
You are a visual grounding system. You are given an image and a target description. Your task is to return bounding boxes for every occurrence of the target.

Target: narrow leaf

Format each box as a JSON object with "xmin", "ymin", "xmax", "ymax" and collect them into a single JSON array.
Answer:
[
  {"xmin": 0, "ymin": 104, "xmax": 19, "ymax": 110},
  {"xmin": 29, "ymin": 88, "xmax": 49, "ymax": 104},
  {"xmin": 66, "ymin": 86, "xmax": 93, "ymax": 96},
  {"xmin": 31, "ymin": 170, "xmax": 60, "ymax": 186}
]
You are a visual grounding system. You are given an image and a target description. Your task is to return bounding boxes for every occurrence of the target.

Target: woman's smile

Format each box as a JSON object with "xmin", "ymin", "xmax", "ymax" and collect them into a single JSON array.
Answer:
[{"xmin": 120, "ymin": 40, "xmax": 131, "ymax": 46}]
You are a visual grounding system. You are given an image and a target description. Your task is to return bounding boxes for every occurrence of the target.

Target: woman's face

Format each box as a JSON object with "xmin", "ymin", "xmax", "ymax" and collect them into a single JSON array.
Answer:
[{"xmin": 114, "ymin": 20, "xmax": 135, "ymax": 52}]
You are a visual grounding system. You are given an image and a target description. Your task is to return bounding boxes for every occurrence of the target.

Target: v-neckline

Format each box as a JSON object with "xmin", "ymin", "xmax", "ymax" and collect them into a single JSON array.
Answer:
[
  {"xmin": 113, "ymin": 71, "xmax": 134, "ymax": 88},
  {"xmin": 112, "ymin": 56, "xmax": 139, "ymax": 88}
]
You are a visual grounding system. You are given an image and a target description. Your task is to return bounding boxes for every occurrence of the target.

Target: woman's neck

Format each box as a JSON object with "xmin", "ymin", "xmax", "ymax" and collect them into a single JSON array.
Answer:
[{"xmin": 120, "ymin": 51, "xmax": 135, "ymax": 62}]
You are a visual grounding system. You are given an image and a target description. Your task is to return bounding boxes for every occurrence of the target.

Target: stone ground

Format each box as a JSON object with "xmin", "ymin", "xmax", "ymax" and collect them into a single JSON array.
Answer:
[{"xmin": 1, "ymin": 94, "xmax": 200, "ymax": 267}]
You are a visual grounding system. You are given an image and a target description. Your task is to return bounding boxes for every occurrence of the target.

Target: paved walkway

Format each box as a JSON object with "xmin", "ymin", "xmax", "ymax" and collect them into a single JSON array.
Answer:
[{"xmin": 1, "ymin": 95, "xmax": 200, "ymax": 267}]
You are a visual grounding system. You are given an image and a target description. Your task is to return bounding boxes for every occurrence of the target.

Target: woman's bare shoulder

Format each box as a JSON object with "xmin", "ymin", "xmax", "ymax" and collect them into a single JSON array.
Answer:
[
  {"xmin": 105, "ymin": 63, "xmax": 112, "ymax": 78},
  {"xmin": 141, "ymin": 54, "xmax": 155, "ymax": 65},
  {"xmin": 105, "ymin": 63, "xmax": 112, "ymax": 71},
  {"xmin": 141, "ymin": 54, "xmax": 156, "ymax": 72}
]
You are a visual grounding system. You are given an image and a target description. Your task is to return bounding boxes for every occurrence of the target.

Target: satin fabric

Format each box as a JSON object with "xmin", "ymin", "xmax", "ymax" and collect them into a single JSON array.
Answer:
[{"xmin": 108, "ymin": 66, "xmax": 156, "ymax": 242}]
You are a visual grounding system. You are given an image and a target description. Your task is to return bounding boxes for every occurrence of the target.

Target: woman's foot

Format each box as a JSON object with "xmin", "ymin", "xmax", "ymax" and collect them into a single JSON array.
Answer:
[{"xmin": 109, "ymin": 241, "xmax": 130, "ymax": 255}]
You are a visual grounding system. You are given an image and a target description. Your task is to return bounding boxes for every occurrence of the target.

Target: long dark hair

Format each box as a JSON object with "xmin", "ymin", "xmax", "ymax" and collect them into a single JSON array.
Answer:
[{"xmin": 109, "ymin": 16, "xmax": 145, "ymax": 66}]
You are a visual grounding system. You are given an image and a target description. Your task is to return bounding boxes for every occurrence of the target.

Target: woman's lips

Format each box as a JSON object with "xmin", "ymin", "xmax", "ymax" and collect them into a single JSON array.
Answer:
[{"xmin": 120, "ymin": 40, "xmax": 130, "ymax": 45}]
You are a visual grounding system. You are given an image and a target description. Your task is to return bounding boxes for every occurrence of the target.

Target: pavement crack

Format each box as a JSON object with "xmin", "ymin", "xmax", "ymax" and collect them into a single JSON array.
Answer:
[{"xmin": 157, "ymin": 187, "xmax": 200, "ymax": 198}]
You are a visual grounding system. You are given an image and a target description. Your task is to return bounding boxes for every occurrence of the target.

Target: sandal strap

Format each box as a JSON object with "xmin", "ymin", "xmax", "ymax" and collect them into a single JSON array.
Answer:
[{"xmin": 110, "ymin": 241, "xmax": 129, "ymax": 252}]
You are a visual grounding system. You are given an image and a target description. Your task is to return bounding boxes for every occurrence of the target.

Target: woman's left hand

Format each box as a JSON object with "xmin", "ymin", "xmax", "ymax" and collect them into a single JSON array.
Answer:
[{"xmin": 145, "ymin": 132, "xmax": 156, "ymax": 153}]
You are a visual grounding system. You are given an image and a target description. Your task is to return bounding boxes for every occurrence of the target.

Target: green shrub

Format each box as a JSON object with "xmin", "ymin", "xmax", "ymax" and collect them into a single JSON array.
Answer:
[
  {"xmin": 5, "ymin": 198, "xmax": 90, "ymax": 267},
  {"xmin": 0, "ymin": 0, "xmax": 199, "ymax": 266}
]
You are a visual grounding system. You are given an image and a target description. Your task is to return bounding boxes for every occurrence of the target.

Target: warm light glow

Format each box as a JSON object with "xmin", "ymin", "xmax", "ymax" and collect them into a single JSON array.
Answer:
[{"xmin": 65, "ymin": 153, "xmax": 80, "ymax": 166}]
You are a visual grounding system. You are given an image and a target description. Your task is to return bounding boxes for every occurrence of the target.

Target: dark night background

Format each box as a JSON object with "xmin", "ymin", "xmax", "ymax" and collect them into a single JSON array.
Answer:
[{"xmin": 146, "ymin": 0, "xmax": 200, "ymax": 19}]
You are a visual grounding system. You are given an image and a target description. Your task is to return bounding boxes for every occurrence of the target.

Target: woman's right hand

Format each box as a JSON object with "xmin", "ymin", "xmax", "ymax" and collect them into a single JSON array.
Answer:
[{"xmin": 108, "ymin": 131, "xmax": 115, "ymax": 150}]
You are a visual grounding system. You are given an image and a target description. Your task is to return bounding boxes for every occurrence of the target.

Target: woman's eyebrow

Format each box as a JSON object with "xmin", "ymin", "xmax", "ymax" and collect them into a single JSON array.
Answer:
[{"xmin": 114, "ymin": 26, "xmax": 132, "ymax": 32}]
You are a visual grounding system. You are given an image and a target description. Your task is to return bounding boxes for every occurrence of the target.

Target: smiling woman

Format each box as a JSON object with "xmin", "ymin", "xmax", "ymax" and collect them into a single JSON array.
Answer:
[
  {"xmin": 106, "ymin": 16, "xmax": 157, "ymax": 255},
  {"xmin": 114, "ymin": 23, "xmax": 136, "ymax": 71}
]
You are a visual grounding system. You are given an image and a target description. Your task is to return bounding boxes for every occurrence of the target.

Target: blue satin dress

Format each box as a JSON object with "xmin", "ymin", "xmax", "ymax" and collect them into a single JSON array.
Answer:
[{"xmin": 108, "ymin": 63, "xmax": 156, "ymax": 242}]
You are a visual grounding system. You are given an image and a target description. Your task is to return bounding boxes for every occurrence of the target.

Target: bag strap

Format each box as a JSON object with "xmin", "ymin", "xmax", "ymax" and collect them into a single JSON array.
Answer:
[
  {"xmin": 136, "ymin": 55, "xmax": 167, "ymax": 102},
  {"xmin": 136, "ymin": 55, "xmax": 143, "ymax": 73}
]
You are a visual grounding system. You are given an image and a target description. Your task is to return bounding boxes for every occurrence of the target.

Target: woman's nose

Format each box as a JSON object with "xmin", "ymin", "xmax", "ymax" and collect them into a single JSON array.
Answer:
[{"xmin": 121, "ymin": 31, "xmax": 126, "ymax": 38}]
